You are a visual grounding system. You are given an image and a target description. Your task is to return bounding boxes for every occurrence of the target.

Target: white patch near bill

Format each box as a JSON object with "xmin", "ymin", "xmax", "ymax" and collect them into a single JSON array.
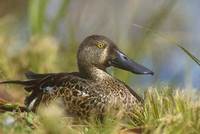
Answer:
[{"xmin": 100, "ymin": 47, "xmax": 109, "ymax": 64}]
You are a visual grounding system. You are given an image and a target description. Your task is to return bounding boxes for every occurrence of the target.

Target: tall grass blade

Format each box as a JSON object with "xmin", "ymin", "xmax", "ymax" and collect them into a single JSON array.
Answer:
[
  {"xmin": 177, "ymin": 45, "xmax": 200, "ymax": 66},
  {"xmin": 50, "ymin": 0, "xmax": 70, "ymax": 34},
  {"xmin": 29, "ymin": 0, "xmax": 49, "ymax": 34},
  {"xmin": 132, "ymin": 24, "xmax": 200, "ymax": 67}
]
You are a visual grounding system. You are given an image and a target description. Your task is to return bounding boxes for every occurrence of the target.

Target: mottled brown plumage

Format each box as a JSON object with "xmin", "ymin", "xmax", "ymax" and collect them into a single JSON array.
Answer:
[{"xmin": 0, "ymin": 35, "xmax": 153, "ymax": 119}]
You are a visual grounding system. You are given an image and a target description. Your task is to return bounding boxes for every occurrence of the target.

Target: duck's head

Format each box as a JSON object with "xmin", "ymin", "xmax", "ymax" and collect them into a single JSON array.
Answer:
[{"xmin": 78, "ymin": 35, "xmax": 154, "ymax": 77}]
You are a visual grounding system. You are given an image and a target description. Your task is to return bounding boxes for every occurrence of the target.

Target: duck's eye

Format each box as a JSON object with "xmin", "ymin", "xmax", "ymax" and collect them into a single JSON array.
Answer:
[{"xmin": 96, "ymin": 41, "xmax": 106, "ymax": 49}]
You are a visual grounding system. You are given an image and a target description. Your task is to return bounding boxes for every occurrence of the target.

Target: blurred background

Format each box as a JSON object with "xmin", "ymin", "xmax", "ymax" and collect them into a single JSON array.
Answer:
[{"xmin": 0, "ymin": 0, "xmax": 199, "ymax": 103}]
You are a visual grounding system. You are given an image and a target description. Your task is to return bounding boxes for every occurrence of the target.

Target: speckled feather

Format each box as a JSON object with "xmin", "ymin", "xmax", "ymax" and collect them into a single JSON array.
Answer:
[{"xmin": 23, "ymin": 71, "xmax": 143, "ymax": 118}]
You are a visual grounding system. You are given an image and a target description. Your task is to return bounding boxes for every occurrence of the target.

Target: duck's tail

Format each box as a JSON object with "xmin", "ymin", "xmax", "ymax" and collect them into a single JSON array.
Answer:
[
  {"xmin": 0, "ymin": 80, "xmax": 33, "ymax": 112},
  {"xmin": 0, "ymin": 72, "xmax": 45, "ymax": 111},
  {"xmin": 0, "ymin": 80, "xmax": 33, "ymax": 86},
  {"xmin": 0, "ymin": 70, "xmax": 50, "ymax": 86},
  {"xmin": 0, "ymin": 79, "xmax": 41, "ymax": 112},
  {"xmin": 0, "ymin": 79, "xmax": 40, "ymax": 93},
  {"xmin": 0, "ymin": 71, "xmax": 69, "ymax": 112}
]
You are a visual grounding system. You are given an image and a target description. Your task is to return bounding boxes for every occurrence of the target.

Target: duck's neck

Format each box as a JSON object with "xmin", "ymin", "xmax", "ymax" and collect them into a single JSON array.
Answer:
[{"xmin": 79, "ymin": 66, "xmax": 112, "ymax": 81}]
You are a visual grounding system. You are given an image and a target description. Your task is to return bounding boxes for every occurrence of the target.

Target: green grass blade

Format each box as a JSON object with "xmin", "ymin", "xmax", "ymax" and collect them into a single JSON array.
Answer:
[
  {"xmin": 177, "ymin": 45, "xmax": 200, "ymax": 66},
  {"xmin": 29, "ymin": 0, "xmax": 49, "ymax": 34},
  {"xmin": 132, "ymin": 24, "xmax": 200, "ymax": 67},
  {"xmin": 50, "ymin": 0, "xmax": 70, "ymax": 34}
]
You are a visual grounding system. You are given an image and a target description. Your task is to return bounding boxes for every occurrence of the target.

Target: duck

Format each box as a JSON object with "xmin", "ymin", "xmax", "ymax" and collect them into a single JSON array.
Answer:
[{"xmin": 0, "ymin": 35, "xmax": 153, "ymax": 119}]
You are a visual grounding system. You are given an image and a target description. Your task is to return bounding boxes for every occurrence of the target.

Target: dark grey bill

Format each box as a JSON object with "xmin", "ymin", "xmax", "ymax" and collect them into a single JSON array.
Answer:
[{"xmin": 110, "ymin": 50, "xmax": 154, "ymax": 75}]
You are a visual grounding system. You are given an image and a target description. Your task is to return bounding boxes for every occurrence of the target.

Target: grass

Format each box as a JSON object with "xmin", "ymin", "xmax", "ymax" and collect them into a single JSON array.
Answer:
[
  {"xmin": 0, "ymin": 0, "xmax": 200, "ymax": 133},
  {"xmin": 0, "ymin": 87, "xmax": 200, "ymax": 134}
]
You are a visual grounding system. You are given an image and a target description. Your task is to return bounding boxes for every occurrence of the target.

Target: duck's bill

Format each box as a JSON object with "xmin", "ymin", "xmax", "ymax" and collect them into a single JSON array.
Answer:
[{"xmin": 109, "ymin": 50, "xmax": 154, "ymax": 75}]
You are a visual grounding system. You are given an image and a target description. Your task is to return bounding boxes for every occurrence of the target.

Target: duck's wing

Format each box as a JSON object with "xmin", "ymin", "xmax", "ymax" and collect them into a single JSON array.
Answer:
[
  {"xmin": 0, "ymin": 71, "xmax": 71, "ymax": 91},
  {"xmin": 124, "ymin": 84, "xmax": 144, "ymax": 104},
  {"xmin": 0, "ymin": 71, "xmax": 80, "ymax": 111},
  {"xmin": 25, "ymin": 71, "xmax": 52, "ymax": 79}
]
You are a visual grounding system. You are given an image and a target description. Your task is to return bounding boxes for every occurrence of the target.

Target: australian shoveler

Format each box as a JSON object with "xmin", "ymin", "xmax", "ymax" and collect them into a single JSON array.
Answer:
[{"xmin": 0, "ymin": 35, "xmax": 153, "ymax": 119}]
